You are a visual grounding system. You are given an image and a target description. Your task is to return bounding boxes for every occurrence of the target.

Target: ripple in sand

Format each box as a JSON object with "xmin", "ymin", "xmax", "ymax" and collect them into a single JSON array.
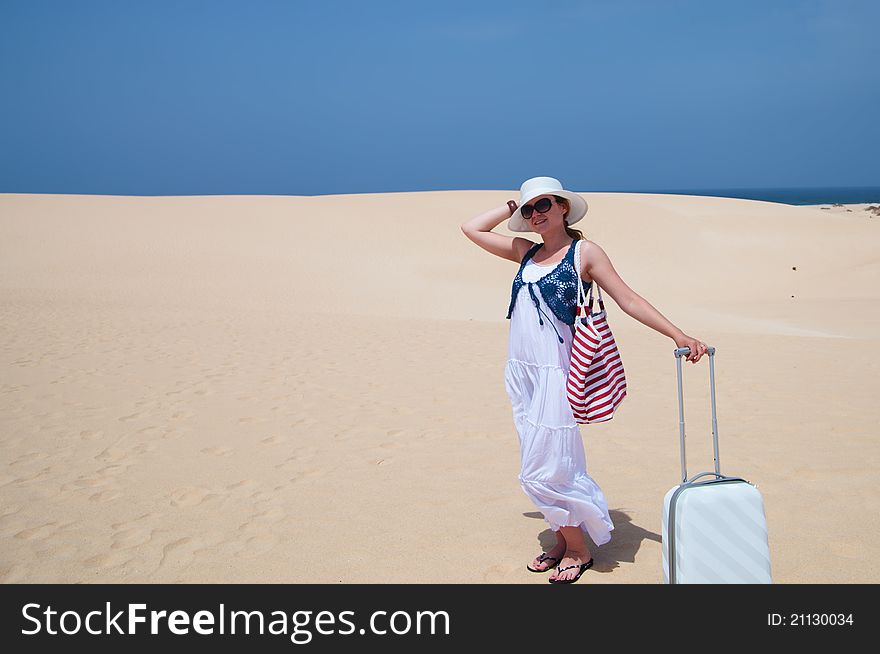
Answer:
[
  {"xmin": 251, "ymin": 506, "xmax": 285, "ymax": 523},
  {"xmin": 829, "ymin": 539, "xmax": 868, "ymax": 559},
  {"xmin": 14, "ymin": 522, "xmax": 57, "ymax": 541},
  {"xmin": 0, "ymin": 564, "xmax": 31, "ymax": 583},
  {"xmin": 234, "ymin": 533, "xmax": 279, "ymax": 558},
  {"xmin": 111, "ymin": 512, "xmax": 159, "ymax": 530},
  {"xmin": 10, "ymin": 451, "xmax": 49, "ymax": 465}
]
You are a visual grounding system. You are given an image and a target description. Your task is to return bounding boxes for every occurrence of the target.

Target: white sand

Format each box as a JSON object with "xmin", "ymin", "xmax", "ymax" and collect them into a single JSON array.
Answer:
[{"xmin": 1, "ymin": 191, "xmax": 878, "ymax": 583}]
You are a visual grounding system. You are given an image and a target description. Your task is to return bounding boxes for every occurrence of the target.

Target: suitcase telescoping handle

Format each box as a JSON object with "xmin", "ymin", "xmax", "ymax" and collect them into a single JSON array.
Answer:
[{"xmin": 674, "ymin": 346, "xmax": 718, "ymax": 484}]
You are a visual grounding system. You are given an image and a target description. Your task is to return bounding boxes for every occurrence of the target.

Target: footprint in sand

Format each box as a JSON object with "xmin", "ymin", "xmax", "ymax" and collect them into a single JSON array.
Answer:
[
  {"xmin": 261, "ymin": 435, "xmax": 286, "ymax": 445},
  {"xmin": 200, "ymin": 446, "xmax": 233, "ymax": 457},
  {"xmin": 379, "ymin": 441, "xmax": 404, "ymax": 450},
  {"xmin": 285, "ymin": 468, "xmax": 326, "ymax": 481},
  {"xmin": 226, "ymin": 479, "xmax": 257, "ymax": 492},
  {"xmin": 89, "ymin": 489, "xmax": 123, "ymax": 503},
  {"xmin": 96, "ymin": 464, "xmax": 129, "ymax": 477},
  {"xmin": 481, "ymin": 563, "xmax": 519, "ymax": 582},
  {"xmin": 238, "ymin": 416, "xmax": 271, "ymax": 425},
  {"xmin": 169, "ymin": 487, "xmax": 220, "ymax": 507},
  {"xmin": 158, "ymin": 536, "xmax": 205, "ymax": 569},
  {"xmin": 111, "ymin": 526, "xmax": 155, "ymax": 550},
  {"xmin": 84, "ymin": 550, "xmax": 135, "ymax": 570},
  {"xmin": 118, "ymin": 412, "xmax": 143, "ymax": 423},
  {"xmin": 94, "ymin": 447, "xmax": 128, "ymax": 463},
  {"xmin": 80, "ymin": 429, "xmax": 104, "ymax": 441},
  {"xmin": 66, "ymin": 475, "xmax": 111, "ymax": 490},
  {"xmin": 161, "ymin": 428, "xmax": 185, "ymax": 440},
  {"xmin": 273, "ymin": 456, "xmax": 318, "ymax": 473},
  {"xmin": 290, "ymin": 447, "xmax": 318, "ymax": 461}
]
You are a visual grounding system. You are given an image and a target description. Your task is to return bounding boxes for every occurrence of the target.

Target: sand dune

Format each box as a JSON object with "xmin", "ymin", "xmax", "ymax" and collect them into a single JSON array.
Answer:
[{"xmin": 1, "ymin": 191, "xmax": 878, "ymax": 583}]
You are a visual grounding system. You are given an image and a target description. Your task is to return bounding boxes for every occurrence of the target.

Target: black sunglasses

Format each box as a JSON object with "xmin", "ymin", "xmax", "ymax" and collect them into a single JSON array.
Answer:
[{"xmin": 521, "ymin": 197, "xmax": 554, "ymax": 220}]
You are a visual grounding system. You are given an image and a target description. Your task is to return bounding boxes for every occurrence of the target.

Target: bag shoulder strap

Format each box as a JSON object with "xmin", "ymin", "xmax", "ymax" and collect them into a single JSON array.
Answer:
[{"xmin": 574, "ymin": 240, "xmax": 606, "ymax": 316}]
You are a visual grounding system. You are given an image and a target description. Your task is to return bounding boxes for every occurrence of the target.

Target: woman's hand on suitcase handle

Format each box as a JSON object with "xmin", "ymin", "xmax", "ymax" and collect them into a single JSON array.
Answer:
[{"xmin": 674, "ymin": 333, "xmax": 709, "ymax": 363}]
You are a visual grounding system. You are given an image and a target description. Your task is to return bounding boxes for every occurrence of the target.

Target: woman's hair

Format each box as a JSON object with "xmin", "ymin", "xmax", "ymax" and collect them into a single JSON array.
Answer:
[{"xmin": 554, "ymin": 195, "xmax": 585, "ymax": 240}]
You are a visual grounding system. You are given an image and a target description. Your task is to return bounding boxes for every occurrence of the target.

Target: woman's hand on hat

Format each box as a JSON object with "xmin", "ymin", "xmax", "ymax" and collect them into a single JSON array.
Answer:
[
  {"xmin": 674, "ymin": 333, "xmax": 709, "ymax": 363},
  {"xmin": 507, "ymin": 200, "xmax": 518, "ymax": 216}
]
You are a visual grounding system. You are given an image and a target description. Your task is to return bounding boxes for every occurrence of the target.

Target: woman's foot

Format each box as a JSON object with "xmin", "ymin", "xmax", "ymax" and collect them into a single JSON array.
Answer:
[
  {"xmin": 528, "ymin": 543, "xmax": 566, "ymax": 572},
  {"xmin": 549, "ymin": 550, "xmax": 592, "ymax": 582}
]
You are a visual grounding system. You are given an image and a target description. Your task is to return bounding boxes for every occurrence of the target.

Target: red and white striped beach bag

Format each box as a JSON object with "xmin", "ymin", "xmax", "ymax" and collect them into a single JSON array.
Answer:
[{"xmin": 566, "ymin": 240, "xmax": 627, "ymax": 424}]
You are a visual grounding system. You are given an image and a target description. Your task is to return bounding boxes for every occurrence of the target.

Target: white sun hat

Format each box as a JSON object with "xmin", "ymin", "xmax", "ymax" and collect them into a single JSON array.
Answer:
[{"xmin": 507, "ymin": 176, "xmax": 589, "ymax": 233}]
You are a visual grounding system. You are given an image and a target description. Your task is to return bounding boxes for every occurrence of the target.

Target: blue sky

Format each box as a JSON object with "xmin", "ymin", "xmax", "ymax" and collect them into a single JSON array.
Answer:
[{"xmin": 1, "ymin": 0, "xmax": 878, "ymax": 195}]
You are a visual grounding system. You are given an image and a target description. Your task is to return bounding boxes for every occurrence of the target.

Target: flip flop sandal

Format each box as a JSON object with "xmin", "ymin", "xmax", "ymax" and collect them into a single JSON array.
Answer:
[
  {"xmin": 548, "ymin": 558, "xmax": 594, "ymax": 584},
  {"xmin": 527, "ymin": 552, "xmax": 562, "ymax": 573}
]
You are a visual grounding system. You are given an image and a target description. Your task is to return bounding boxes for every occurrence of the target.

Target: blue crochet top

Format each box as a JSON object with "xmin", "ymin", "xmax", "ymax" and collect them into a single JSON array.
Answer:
[{"xmin": 506, "ymin": 240, "xmax": 592, "ymax": 343}]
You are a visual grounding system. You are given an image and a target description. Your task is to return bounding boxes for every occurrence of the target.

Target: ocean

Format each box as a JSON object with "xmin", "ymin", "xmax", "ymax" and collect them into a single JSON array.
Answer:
[{"xmin": 619, "ymin": 186, "xmax": 880, "ymax": 206}]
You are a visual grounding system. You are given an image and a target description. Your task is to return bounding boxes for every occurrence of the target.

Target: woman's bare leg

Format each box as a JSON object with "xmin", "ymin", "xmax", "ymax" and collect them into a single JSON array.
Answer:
[{"xmin": 549, "ymin": 526, "xmax": 592, "ymax": 582}]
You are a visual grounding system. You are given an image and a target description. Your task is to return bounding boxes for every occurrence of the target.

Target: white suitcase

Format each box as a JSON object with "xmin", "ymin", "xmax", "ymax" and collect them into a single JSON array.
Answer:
[{"xmin": 661, "ymin": 346, "xmax": 772, "ymax": 584}]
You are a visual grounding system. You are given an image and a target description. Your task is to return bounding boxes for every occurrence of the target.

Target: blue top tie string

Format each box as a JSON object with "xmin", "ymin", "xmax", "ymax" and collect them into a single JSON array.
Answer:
[{"xmin": 527, "ymin": 282, "xmax": 564, "ymax": 344}]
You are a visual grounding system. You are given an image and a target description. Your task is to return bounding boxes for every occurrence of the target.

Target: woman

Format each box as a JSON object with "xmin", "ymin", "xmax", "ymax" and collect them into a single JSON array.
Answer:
[{"xmin": 461, "ymin": 176, "xmax": 708, "ymax": 583}]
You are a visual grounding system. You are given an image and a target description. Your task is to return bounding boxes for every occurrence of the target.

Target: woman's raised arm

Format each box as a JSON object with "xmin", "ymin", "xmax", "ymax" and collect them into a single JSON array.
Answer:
[{"xmin": 461, "ymin": 201, "xmax": 534, "ymax": 264}]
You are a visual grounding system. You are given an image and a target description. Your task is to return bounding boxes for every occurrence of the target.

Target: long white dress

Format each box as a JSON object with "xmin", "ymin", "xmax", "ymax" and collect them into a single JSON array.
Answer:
[{"xmin": 504, "ymin": 257, "xmax": 614, "ymax": 546}]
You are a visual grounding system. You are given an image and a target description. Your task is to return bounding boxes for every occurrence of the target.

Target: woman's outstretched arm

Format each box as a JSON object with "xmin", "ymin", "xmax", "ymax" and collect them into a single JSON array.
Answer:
[{"xmin": 583, "ymin": 240, "xmax": 709, "ymax": 363}]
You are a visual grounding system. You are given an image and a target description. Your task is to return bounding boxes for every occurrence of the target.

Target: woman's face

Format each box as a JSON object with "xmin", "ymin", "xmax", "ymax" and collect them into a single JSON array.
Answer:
[{"xmin": 526, "ymin": 195, "xmax": 567, "ymax": 234}]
